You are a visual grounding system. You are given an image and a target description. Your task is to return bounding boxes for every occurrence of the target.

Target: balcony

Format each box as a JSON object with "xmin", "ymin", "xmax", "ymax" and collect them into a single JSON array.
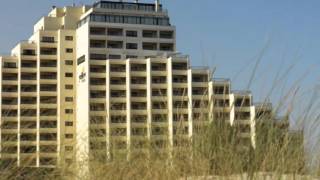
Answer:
[
  {"xmin": 173, "ymin": 75, "xmax": 187, "ymax": 83},
  {"xmin": 2, "ymin": 73, "xmax": 18, "ymax": 81},
  {"xmin": 21, "ymin": 73, "xmax": 36, "ymax": 81},
  {"xmin": 152, "ymin": 89, "xmax": 167, "ymax": 97},
  {"xmin": 90, "ymin": 65, "xmax": 106, "ymax": 73},
  {"xmin": 143, "ymin": 42, "xmax": 157, "ymax": 51},
  {"xmin": 160, "ymin": 31, "xmax": 174, "ymax": 39},
  {"xmin": 131, "ymin": 64, "xmax": 146, "ymax": 72},
  {"xmin": 3, "ymin": 62, "xmax": 17, "ymax": 69},
  {"xmin": 40, "ymin": 48, "xmax": 57, "ymax": 55},
  {"xmin": 110, "ymin": 64, "xmax": 126, "ymax": 72},
  {"xmin": 152, "ymin": 102, "xmax": 167, "ymax": 109},
  {"xmin": 131, "ymin": 102, "xmax": 147, "ymax": 110},
  {"xmin": 90, "ymin": 27, "xmax": 106, "ymax": 35},
  {"xmin": 40, "ymin": 84, "xmax": 57, "ymax": 92},
  {"xmin": 40, "ymin": 60, "xmax": 57, "ymax": 68},
  {"xmin": 90, "ymin": 78, "xmax": 106, "ymax": 85},
  {"xmin": 21, "ymin": 97, "xmax": 37, "ymax": 104},
  {"xmin": 110, "ymin": 115, "xmax": 126, "ymax": 124},
  {"xmin": 110, "ymin": 78, "xmax": 126, "ymax": 85},
  {"xmin": 107, "ymin": 28, "xmax": 123, "ymax": 36},
  {"xmin": 90, "ymin": 40, "xmax": 106, "ymax": 48},
  {"xmin": 110, "ymin": 103, "xmax": 126, "ymax": 111},
  {"xmin": 41, "ymin": 36, "xmax": 55, "ymax": 43},
  {"xmin": 131, "ymin": 90, "xmax": 146, "ymax": 97},
  {"xmin": 21, "ymin": 61, "xmax": 37, "ymax": 70},
  {"xmin": 90, "ymin": 103, "xmax": 105, "ymax": 111},
  {"xmin": 131, "ymin": 77, "xmax": 146, "ymax": 84},
  {"xmin": 131, "ymin": 115, "xmax": 147, "ymax": 123},
  {"xmin": 107, "ymin": 41, "xmax": 123, "ymax": 49},
  {"xmin": 90, "ymin": 90, "xmax": 106, "ymax": 98},
  {"xmin": 143, "ymin": 30, "xmax": 157, "ymax": 38},
  {"xmin": 21, "ymin": 49, "xmax": 36, "ymax": 56},
  {"xmin": 152, "ymin": 76, "xmax": 166, "ymax": 84},
  {"xmin": 159, "ymin": 43, "xmax": 174, "ymax": 51}
]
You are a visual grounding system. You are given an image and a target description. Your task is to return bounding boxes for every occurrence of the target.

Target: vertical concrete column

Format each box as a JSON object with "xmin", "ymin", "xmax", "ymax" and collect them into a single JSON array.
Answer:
[
  {"xmin": 56, "ymin": 31, "xmax": 62, "ymax": 166},
  {"xmin": 36, "ymin": 40, "xmax": 41, "ymax": 167},
  {"xmin": 105, "ymin": 60, "xmax": 111, "ymax": 160},
  {"xmin": 187, "ymin": 69, "xmax": 193, "ymax": 138},
  {"xmin": 208, "ymin": 81, "xmax": 214, "ymax": 123},
  {"xmin": 229, "ymin": 94, "xmax": 235, "ymax": 126},
  {"xmin": 167, "ymin": 57, "xmax": 173, "ymax": 147},
  {"xmin": 17, "ymin": 54, "xmax": 21, "ymax": 166},
  {"xmin": 146, "ymin": 58, "xmax": 152, "ymax": 141},
  {"xmin": 126, "ymin": 59, "xmax": 131, "ymax": 160},
  {"xmin": 250, "ymin": 105, "xmax": 256, "ymax": 149}
]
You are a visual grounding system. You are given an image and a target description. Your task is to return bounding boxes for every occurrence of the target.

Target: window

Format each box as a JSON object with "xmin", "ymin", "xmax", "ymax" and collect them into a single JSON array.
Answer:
[
  {"xmin": 160, "ymin": 31, "xmax": 174, "ymax": 39},
  {"xmin": 90, "ymin": 54, "xmax": 106, "ymax": 60},
  {"xmin": 108, "ymin": 54, "xmax": 121, "ymax": 59},
  {"xmin": 65, "ymin": 146, "xmax": 73, "ymax": 151},
  {"xmin": 126, "ymin": 55, "xmax": 138, "ymax": 59},
  {"xmin": 66, "ymin": 48, "xmax": 73, "ymax": 53},
  {"xmin": 65, "ymin": 60, "xmax": 73, "ymax": 65},
  {"xmin": 126, "ymin": 43, "xmax": 138, "ymax": 50},
  {"xmin": 42, "ymin": 36, "xmax": 55, "ymax": 43},
  {"xmin": 65, "ymin": 85, "xmax": 73, "ymax": 90},
  {"xmin": 143, "ymin": 42, "xmax": 157, "ymax": 50},
  {"xmin": 65, "ymin": 97, "xmax": 73, "ymax": 102},
  {"xmin": 143, "ymin": 30, "xmax": 157, "ymax": 38},
  {"xmin": 107, "ymin": 28, "xmax": 123, "ymax": 36},
  {"xmin": 107, "ymin": 41, "xmax": 123, "ymax": 49},
  {"xmin": 65, "ymin": 109, "xmax": 73, "ymax": 114},
  {"xmin": 65, "ymin": 36, "xmax": 73, "ymax": 41},
  {"xmin": 65, "ymin": 73, "xmax": 73, "ymax": 77},
  {"xmin": 126, "ymin": 30, "xmax": 138, "ymax": 37},
  {"xmin": 65, "ymin": 122, "xmax": 73, "ymax": 126},
  {"xmin": 65, "ymin": 134, "xmax": 73, "ymax": 139}
]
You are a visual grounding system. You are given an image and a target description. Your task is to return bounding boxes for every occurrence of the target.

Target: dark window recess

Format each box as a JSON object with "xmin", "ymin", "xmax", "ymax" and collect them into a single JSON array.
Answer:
[
  {"xmin": 107, "ymin": 41, "xmax": 123, "ymax": 49},
  {"xmin": 90, "ymin": 54, "xmax": 106, "ymax": 60},
  {"xmin": 65, "ymin": 60, "xmax": 73, "ymax": 65},
  {"xmin": 143, "ymin": 42, "xmax": 157, "ymax": 50},
  {"xmin": 22, "ymin": 49, "xmax": 36, "ymax": 56},
  {"xmin": 126, "ymin": 43, "xmax": 138, "ymax": 50},
  {"xmin": 126, "ymin": 30, "xmax": 138, "ymax": 37},
  {"xmin": 65, "ymin": 36, "xmax": 73, "ymax": 41},
  {"xmin": 77, "ymin": 55, "xmax": 85, "ymax": 65},
  {"xmin": 65, "ymin": 85, "xmax": 73, "ymax": 90},
  {"xmin": 108, "ymin": 54, "xmax": 121, "ymax": 59},
  {"xmin": 65, "ymin": 73, "xmax": 73, "ymax": 77},
  {"xmin": 160, "ymin": 31, "xmax": 174, "ymax": 39},
  {"xmin": 21, "ymin": 61, "xmax": 36, "ymax": 68},
  {"xmin": 160, "ymin": 43, "xmax": 174, "ymax": 51},
  {"xmin": 90, "ymin": 27, "xmax": 106, "ymax": 35},
  {"xmin": 90, "ymin": 40, "xmax": 106, "ymax": 48},
  {"xmin": 41, "ymin": 36, "xmax": 55, "ymax": 43},
  {"xmin": 143, "ymin": 30, "xmax": 157, "ymax": 38},
  {"xmin": 126, "ymin": 55, "xmax": 138, "ymax": 59},
  {"xmin": 107, "ymin": 28, "xmax": 123, "ymax": 36},
  {"xmin": 3, "ymin": 62, "xmax": 17, "ymax": 68},
  {"xmin": 66, "ymin": 48, "xmax": 73, "ymax": 53},
  {"xmin": 40, "ymin": 48, "xmax": 57, "ymax": 55}
]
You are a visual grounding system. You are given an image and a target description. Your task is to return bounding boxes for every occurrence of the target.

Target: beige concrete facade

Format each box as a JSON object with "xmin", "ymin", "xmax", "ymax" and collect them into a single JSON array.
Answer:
[{"xmin": 0, "ymin": 1, "xmax": 260, "ymax": 169}]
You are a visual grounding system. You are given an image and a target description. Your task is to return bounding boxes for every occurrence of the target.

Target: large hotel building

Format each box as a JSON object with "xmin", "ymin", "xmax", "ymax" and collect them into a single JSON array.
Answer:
[{"xmin": 0, "ymin": 0, "xmax": 266, "ymax": 169}]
